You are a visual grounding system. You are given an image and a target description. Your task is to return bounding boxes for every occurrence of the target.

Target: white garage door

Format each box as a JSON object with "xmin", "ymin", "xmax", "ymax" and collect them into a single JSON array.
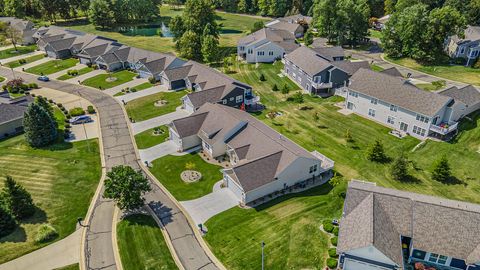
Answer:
[
  {"xmin": 226, "ymin": 177, "xmax": 244, "ymax": 202},
  {"xmin": 138, "ymin": 71, "xmax": 151, "ymax": 78},
  {"xmin": 343, "ymin": 259, "xmax": 390, "ymax": 270},
  {"xmin": 79, "ymin": 58, "xmax": 90, "ymax": 65}
]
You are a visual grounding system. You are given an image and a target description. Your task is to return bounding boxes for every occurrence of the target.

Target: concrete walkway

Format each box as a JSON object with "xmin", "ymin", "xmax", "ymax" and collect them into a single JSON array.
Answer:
[
  {"xmin": 0, "ymin": 229, "xmax": 81, "ymax": 270},
  {"xmin": 116, "ymin": 85, "xmax": 168, "ymax": 103},
  {"xmin": 13, "ymin": 56, "xmax": 51, "ymax": 71},
  {"xmin": 132, "ymin": 108, "xmax": 190, "ymax": 134},
  {"xmin": 65, "ymin": 69, "xmax": 107, "ymax": 84},
  {"xmin": 0, "ymin": 50, "xmax": 44, "ymax": 65},
  {"xmin": 104, "ymin": 78, "xmax": 148, "ymax": 96},
  {"xmin": 181, "ymin": 182, "xmax": 239, "ymax": 225},
  {"xmin": 139, "ymin": 140, "xmax": 177, "ymax": 163}
]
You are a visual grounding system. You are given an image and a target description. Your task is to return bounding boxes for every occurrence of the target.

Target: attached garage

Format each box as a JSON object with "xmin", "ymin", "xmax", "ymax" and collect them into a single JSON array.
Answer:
[
  {"xmin": 170, "ymin": 79, "xmax": 186, "ymax": 90},
  {"xmin": 225, "ymin": 174, "xmax": 244, "ymax": 203},
  {"xmin": 343, "ymin": 259, "xmax": 392, "ymax": 270},
  {"xmin": 138, "ymin": 70, "xmax": 152, "ymax": 79},
  {"xmin": 79, "ymin": 57, "xmax": 91, "ymax": 65}
]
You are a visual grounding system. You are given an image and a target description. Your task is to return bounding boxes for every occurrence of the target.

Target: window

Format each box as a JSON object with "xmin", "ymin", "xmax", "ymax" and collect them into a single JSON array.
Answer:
[
  {"xmin": 368, "ymin": 108, "xmax": 376, "ymax": 117},
  {"xmin": 236, "ymin": 95, "xmax": 243, "ymax": 103},
  {"xmin": 309, "ymin": 165, "xmax": 317, "ymax": 173},
  {"xmin": 416, "ymin": 114, "xmax": 430, "ymax": 123},
  {"xmin": 269, "ymin": 51, "xmax": 274, "ymax": 56},
  {"xmin": 413, "ymin": 125, "xmax": 426, "ymax": 136},
  {"xmin": 371, "ymin": 98, "xmax": 378, "ymax": 105},
  {"xmin": 460, "ymin": 47, "xmax": 465, "ymax": 54},
  {"xmin": 222, "ymin": 99, "xmax": 227, "ymax": 104},
  {"xmin": 390, "ymin": 104, "xmax": 397, "ymax": 112},
  {"xmin": 247, "ymin": 49, "xmax": 253, "ymax": 54},
  {"xmin": 230, "ymin": 97, "xmax": 234, "ymax": 101},
  {"xmin": 349, "ymin": 91, "xmax": 358, "ymax": 98},
  {"xmin": 428, "ymin": 253, "xmax": 448, "ymax": 265},
  {"xmin": 257, "ymin": 51, "xmax": 265, "ymax": 56},
  {"xmin": 240, "ymin": 46, "xmax": 245, "ymax": 50},
  {"xmin": 387, "ymin": 116, "xmax": 395, "ymax": 125}
]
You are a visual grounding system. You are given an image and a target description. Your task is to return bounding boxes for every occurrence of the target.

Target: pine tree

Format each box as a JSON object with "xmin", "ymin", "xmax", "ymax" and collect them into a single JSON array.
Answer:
[
  {"xmin": 0, "ymin": 204, "xmax": 16, "ymax": 238},
  {"xmin": 201, "ymin": 34, "xmax": 219, "ymax": 63},
  {"xmin": 23, "ymin": 102, "xmax": 58, "ymax": 147},
  {"xmin": 272, "ymin": 84, "xmax": 279, "ymax": 91},
  {"xmin": 344, "ymin": 129, "xmax": 353, "ymax": 142},
  {"xmin": 259, "ymin": 73, "xmax": 266, "ymax": 81},
  {"xmin": 432, "ymin": 156, "xmax": 452, "ymax": 183},
  {"xmin": 2, "ymin": 176, "xmax": 36, "ymax": 219},
  {"xmin": 366, "ymin": 140, "xmax": 388, "ymax": 162},
  {"xmin": 304, "ymin": 30, "xmax": 314, "ymax": 46},
  {"xmin": 390, "ymin": 154, "xmax": 409, "ymax": 181},
  {"xmin": 35, "ymin": 97, "xmax": 54, "ymax": 119}
]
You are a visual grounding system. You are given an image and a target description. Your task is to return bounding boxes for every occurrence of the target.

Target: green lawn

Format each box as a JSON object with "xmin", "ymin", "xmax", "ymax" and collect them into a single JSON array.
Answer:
[
  {"xmin": 0, "ymin": 133, "xmax": 101, "ymax": 263},
  {"xmin": 113, "ymin": 82, "xmax": 155, "ymax": 96},
  {"xmin": 414, "ymin": 80, "xmax": 446, "ymax": 91},
  {"xmin": 57, "ymin": 67, "xmax": 94, "ymax": 80},
  {"xmin": 125, "ymin": 90, "xmax": 186, "ymax": 122},
  {"xmin": 149, "ymin": 153, "xmax": 223, "ymax": 201},
  {"xmin": 25, "ymin": 58, "xmax": 79, "ymax": 75},
  {"xmin": 81, "ymin": 70, "xmax": 137, "ymax": 89},
  {"xmin": 0, "ymin": 76, "xmax": 4, "ymax": 82},
  {"xmin": 5, "ymin": 54, "xmax": 46, "ymax": 68},
  {"xmin": 368, "ymin": 29, "xmax": 383, "ymax": 40},
  {"xmin": 0, "ymin": 45, "xmax": 37, "ymax": 60},
  {"xmin": 134, "ymin": 125, "xmax": 169, "ymax": 149},
  {"xmin": 370, "ymin": 64, "xmax": 384, "ymax": 72},
  {"xmin": 117, "ymin": 214, "xmax": 178, "ymax": 270},
  {"xmin": 385, "ymin": 56, "xmax": 480, "ymax": 86},
  {"xmin": 53, "ymin": 264, "xmax": 79, "ymax": 270}
]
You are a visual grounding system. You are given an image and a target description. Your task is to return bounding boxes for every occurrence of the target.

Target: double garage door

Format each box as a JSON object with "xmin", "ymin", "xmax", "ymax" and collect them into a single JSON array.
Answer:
[{"xmin": 225, "ymin": 176, "xmax": 244, "ymax": 203}]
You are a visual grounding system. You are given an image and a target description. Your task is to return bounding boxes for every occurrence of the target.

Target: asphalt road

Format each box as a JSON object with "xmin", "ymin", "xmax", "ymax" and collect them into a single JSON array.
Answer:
[{"xmin": 0, "ymin": 68, "xmax": 218, "ymax": 270}]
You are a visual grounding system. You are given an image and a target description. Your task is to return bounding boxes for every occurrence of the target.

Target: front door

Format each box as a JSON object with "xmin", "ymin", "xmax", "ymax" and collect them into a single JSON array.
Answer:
[
  {"xmin": 400, "ymin": 122, "xmax": 408, "ymax": 132},
  {"xmin": 347, "ymin": 102, "xmax": 353, "ymax": 110}
]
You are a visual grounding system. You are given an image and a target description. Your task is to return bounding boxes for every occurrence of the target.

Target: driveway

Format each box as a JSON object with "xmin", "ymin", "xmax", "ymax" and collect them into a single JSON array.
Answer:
[
  {"xmin": 48, "ymin": 63, "xmax": 87, "ymax": 79},
  {"xmin": 13, "ymin": 56, "xmax": 51, "ymax": 71},
  {"xmin": 132, "ymin": 108, "xmax": 190, "ymax": 134},
  {"xmin": 181, "ymin": 182, "xmax": 239, "ymax": 225},
  {"xmin": 0, "ymin": 50, "xmax": 44, "ymax": 66},
  {"xmin": 104, "ymin": 78, "xmax": 148, "ymax": 96},
  {"xmin": 65, "ymin": 68, "xmax": 107, "ymax": 84},
  {"xmin": 117, "ymin": 85, "xmax": 168, "ymax": 103},
  {"xmin": 139, "ymin": 140, "xmax": 177, "ymax": 163},
  {"xmin": 67, "ymin": 115, "xmax": 99, "ymax": 142}
]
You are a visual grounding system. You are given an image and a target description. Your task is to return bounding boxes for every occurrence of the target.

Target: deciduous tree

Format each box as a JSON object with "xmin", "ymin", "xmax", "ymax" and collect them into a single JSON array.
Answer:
[
  {"xmin": 201, "ymin": 34, "xmax": 219, "ymax": 62},
  {"xmin": 4, "ymin": 0, "xmax": 26, "ymax": 18},
  {"xmin": 88, "ymin": 0, "xmax": 116, "ymax": 28}
]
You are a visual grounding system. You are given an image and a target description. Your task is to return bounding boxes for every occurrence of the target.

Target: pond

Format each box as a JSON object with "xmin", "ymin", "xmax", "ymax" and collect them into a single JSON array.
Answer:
[{"xmin": 114, "ymin": 22, "xmax": 174, "ymax": 37}]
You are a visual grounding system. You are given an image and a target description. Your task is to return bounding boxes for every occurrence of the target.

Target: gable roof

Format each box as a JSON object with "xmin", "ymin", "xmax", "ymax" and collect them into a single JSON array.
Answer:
[
  {"xmin": 312, "ymin": 46, "xmax": 345, "ymax": 61},
  {"xmin": 238, "ymin": 28, "xmax": 299, "ymax": 53},
  {"xmin": 285, "ymin": 46, "xmax": 333, "ymax": 76},
  {"xmin": 279, "ymin": 14, "xmax": 313, "ymax": 24},
  {"xmin": 333, "ymin": 61, "xmax": 370, "ymax": 76},
  {"xmin": 0, "ymin": 103, "xmax": 27, "ymax": 124},
  {"xmin": 348, "ymin": 68, "xmax": 452, "ymax": 116},
  {"xmin": 339, "ymin": 180, "xmax": 480, "ymax": 267},
  {"xmin": 439, "ymin": 85, "xmax": 480, "ymax": 107},
  {"xmin": 380, "ymin": 67, "xmax": 403, "ymax": 77},
  {"xmin": 266, "ymin": 21, "xmax": 303, "ymax": 34}
]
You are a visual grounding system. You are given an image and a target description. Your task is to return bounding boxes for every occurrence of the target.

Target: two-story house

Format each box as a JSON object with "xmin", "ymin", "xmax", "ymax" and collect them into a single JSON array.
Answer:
[
  {"xmin": 445, "ymin": 26, "xmax": 480, "ymax": 66},
  {"xmin": 168, "ymin": 103, "xmax": 334, "ymax": 205},
  {"xmin": 237, "ymin": 28, "xmax": 299, "ymax": 63},
  {"xmin": 338, "ymin": 180, "xmax": 480, "ymax": 270},
  {"xmin": 284, "ymin": 46, "xmax": 369, "ymax": 96},
  {"xmin": 345, "ymin": 68, "xmax": 462, "ymax": 140},
  {"xmin": 0, "ymin": 17, "xmax": 36, "ymax": 45}
]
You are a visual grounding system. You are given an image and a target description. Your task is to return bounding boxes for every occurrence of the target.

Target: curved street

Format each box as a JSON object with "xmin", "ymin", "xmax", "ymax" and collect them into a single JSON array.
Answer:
[{"xmin": 0, "ymin": 67, "xmax": 219, "ymax": 270}]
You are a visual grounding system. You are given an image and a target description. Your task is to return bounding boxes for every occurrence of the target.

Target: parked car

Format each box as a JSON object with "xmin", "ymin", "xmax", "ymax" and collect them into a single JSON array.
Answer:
[
  {"xmin": 70, "ymin": 115, "xmax": 92, "ymax": 125},
  {"xmin": 37, "ymin": 76, "xmax": 50, "ymax": 82}
]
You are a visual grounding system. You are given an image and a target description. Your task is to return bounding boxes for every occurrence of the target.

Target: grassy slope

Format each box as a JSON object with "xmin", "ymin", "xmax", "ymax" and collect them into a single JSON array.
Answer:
[
  {"xmin": 117, "ymin": 214, "xmax": 178, "ymax": 270},
  {"xmin": 134, "ymin": 125, "xmax": 169, "ymax": 149},
  {"xmin": 149, "ymin": 153, "xmax": 223, "ymax": 201},
  {"xmin": 57, "ymin": 67, "xmax": 94, "ymax": 80},
  {"xmin": 0, "ymin": 45, "xmax": 37, "ymax": 60},
  {"xmin": 81, "ymin": 70, "xmax": 136, "ymax": 89},
  {"xmin": 25, "ymin": 58, "xmax": 79, "ymax": 75},
  {"xmin": 125, "ymin": 90, "xmax": 186, "ymax": 121},
  {"xmin": 5, "ymin": 54, "xmax": 45, "ymax": 68}
]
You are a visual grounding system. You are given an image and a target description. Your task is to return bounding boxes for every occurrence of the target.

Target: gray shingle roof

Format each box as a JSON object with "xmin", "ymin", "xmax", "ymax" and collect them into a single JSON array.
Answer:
[
  {"xmin": 266, "ymin": 20, "xmax": 303, "ymax": 34},
  {"xmin": 0, "ymin": 103, "xmax": 26, "ymax": 124},
  {"xmin": 439, "ymin": 85, "xmax": 480, "ymax": 107},
  {"xmin": 312, "ymin": 46, "xmax": 345, "ymax": 62},
  {"xmin": 185, "ymin": 86, "xmax": 226, "ymax": 108},
  {"xmin": 285, "ymin": 46, "xmax": 333, "ymax": 77},
  {"xmin": 333, "ymin": 61, "xmax": 370, "ymax": 76},
  {"xmin": 380, "ymin": 67, "xmax": 403, "ymax": 77},
  {"xmin": 339, "ymin": 180, "xmax": 480, "ymax": 267},
  {"xmin": 348, "ymin": 68, "xmax": 452, "ymax": 116}
]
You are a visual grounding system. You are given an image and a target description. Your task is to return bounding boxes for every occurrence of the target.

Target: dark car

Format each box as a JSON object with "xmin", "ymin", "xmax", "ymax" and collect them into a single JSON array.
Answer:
[
  {"xmin": 70, "ymin": 115, "xmax": 92, "ymax": 125},
  {"xmin": 37, "ymin": 75, "xmax": 50, "ymax": 82}
]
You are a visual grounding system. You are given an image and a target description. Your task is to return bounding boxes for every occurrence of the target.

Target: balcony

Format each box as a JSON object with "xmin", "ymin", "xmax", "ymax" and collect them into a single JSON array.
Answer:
[
  {"xmin": 244, "ymin": 94, "xmax": 260, "ymax": 106},
  {"xmin": 430, "ymin": 122, "xmax": 458, "ymax": 135},
  {"xmin": 311, "ymin": 81, "xmax": 332, "ymax": 90},
  {"xmin": 311, "ymin": 151, "xmax": 335, "ymax": 170}
]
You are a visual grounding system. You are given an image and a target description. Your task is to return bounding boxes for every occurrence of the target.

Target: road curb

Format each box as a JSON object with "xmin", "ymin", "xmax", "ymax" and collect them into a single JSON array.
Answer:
[{"xmin": 111, "ymin": 207, "xmax": 123, "ymax": 270}]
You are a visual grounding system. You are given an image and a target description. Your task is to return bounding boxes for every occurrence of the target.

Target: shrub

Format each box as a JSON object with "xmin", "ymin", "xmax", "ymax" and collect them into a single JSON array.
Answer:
[
  {"xmin": 331, "ymin": 236, "xmax": 338, "ymax": 246},
  {"xmin": 67, "ymin": 69, "xmax": 78, "ymax": 76},
  {"xmin": 130, "ymin": 88, "xmax": 137, "ymax": 92},
  {"xmin": 328, "ymin": 248, "xmax": 338, "ymax": 258},
  {"xmin": 48, "ymin": 99, "xmax": 53, "ymax": 103},
  {"xmin": 0, "ymin": 205, "xmax": 16, "ymax": 238},
  {"xmin": 2, "ymin": 85, "xmax": 7, "ymax": 91},
  {"xmin": 64, "ymin": 119, "xmax": 70, "ymax": 124},
  {"xmin": 324, "ymin": 222, "xmax": 334, "ymax": 233},
  {"xmin": 69, "ymin": 107, "xmax": 85, "ymax": 117},
  {"xmin": 333, "ymin": 226, "xmax": 339, "ymax": 236},
  {"xmin": 148, "ymin": 76, "xmax": 156, "ymax": 84},
  {"xmin": 91, "ymin": 64, "xmax": 98, "ymax": 69},
  {"xmin": 453, "ymin": 57, "xmax": 466, "ymax": 65},
  {"xmin": 57, "ymin": 103, "xmax": 63, "ymax": 108},
  {"xmin": 272, "ymin": 84, "xmax": 279, "ymax": 91},
  {"xmin": 35, "ymin": 224, "xmax": 58, "ymax": 243},
  {"xmin": 66, "ymin": 114, "xmax": 71, "ymax": 119},
  {"xmin": 259, "ymin": 73, "xmax": 266, "ymax": 81},
  {"xmin": 65, "ymin": 123, "xmax": 71, "ymax": 128},
  {"xmin": 29, "ymin": 83, "xmax": 38, "ymax": 89},
  {"xmin": 473, "ymin": 58, "xmax": 480, "ymax": 69},
  {"xmin": 87, "ymin": 105, "xmax": 95, "ymax": 114},
  {"xmin": 326, "ymin": 258, "xmax": 338, "ymax": 269}
]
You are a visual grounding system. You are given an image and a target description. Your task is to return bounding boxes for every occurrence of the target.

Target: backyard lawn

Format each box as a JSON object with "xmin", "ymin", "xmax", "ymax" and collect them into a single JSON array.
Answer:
[
  {"xmin": 114, "ymin": 82, "xmax": 155, "ymax": 96},
  {"xmin": 5, "ymin": 54, "xmax": 46, "ymax": 68},
  {"xmin": 25, "ymin": 58, "xmax": 79, "ymax": 75},
  {"xmin": 117, "ymin": 214, "xmax": 178, "ymax": 270},
  {"xmin": 385, "ymin": 56, "xmax": 480, "ymax": 86},
  {"xmin": 0, "ymin": 45, "xmax": 37, "ymax": 60},
  {"xmin": 134, "ymin": 125, "xmax": 169, "ymax": 149},
  {"xmin": 149, "ymin": 153, "xmax": 223, "ymax": 201},
  {"xmin": 57, "ymin": 66, "xmax": 94, "ymax": 80},
  {"xmin": 81, "ymin": 70, "xmax": 136, "ymax": 89},
  {"xmin": 414, "ymin": 80, "xmax": 446, "ymax": 92},
  {"xmin": 125, "ymin": 90, "xmax": 186, "ymax": 122}
]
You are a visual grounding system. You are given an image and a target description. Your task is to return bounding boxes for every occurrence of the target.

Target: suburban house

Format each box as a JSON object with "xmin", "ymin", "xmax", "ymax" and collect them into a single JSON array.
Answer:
[
  {"xmin": 0, "ymin": 17, "xmax": 36, "ymax": 45},
  {"xmin": 380, "ymin": 67, "xmax": 403, "ymax": 77},
  {"xmin": 445, "ymin": 25, "xmax": 480, "ymax": 66},
  {"xmin": 283, "ymin": 46, "xmax": 369, "ymax": 96},
  {"xmin": 439, "ymin": 85, "xmax": 480, "ymax": 119},
  {"xmin": 338, "ymin": 180, "xmax": 480, "ymax": 270},
  {"xmin": 0, "ymin": 95, "xmax": 32, "ymax": 139},
  {"xmin": 168, "ymin": 103, "xmax": 334, "ymax": 205},
  {"xmin": 237, "ymin": 28, "xmax": 299, "ymax": 63},
  {"xmin": 344, "ymin": 68, "xmax": 463, "ymax": 140},
  {"xmin": 311, "ymin": 46, "xmax": 345, "ymax": 62},
  {"xmin": 75, "ymin": 38, "xmax": 123, "ymax": 64}
]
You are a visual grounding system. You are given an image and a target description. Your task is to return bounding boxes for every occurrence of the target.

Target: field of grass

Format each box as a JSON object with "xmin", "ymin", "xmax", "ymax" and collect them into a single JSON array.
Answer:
[
  {"xmin": 0, "ymin": 45, "xmax": 37, "ymax": 60},
  {"xmin": 134, "ymin": 125, "xmax": 169, "ymax": 149},
  {"xmin": 57, "ymin": 67, "xmax": 94, "ymax": 80},
  {"xmin": 5, "ymin": 54, "xmax": 46, "ymax": 68},
  {"xmin": 125, "ymin": 90, "xmax": 186, "ymax": 122},
  {"xmin": 81, "ymin": 70, "xmax": 136, "ymax": 89},
  {"xmin": 113, "ymin": 82, "xmax": 155, "ymax": 96},
  {"xmin": 117, "ymin": 214, "xmax": 178, "ymax": 270},
  {"xmin": 370, "ymin": 64, "xmax": 384, "ymax": 72},
  {"xmin": 149, "ymin": 153, "xmax": 223, "ymax": 201},
  {"xmin": 385, "ymin": 56, "xmax": 480, "ymax": 86},
  {"xmin": 0, "ymin": 130, "xmax": 101, "ymax": 263},
  {"xmin": 25, "ymin": 58, "xmax": 79, "ymax": 75}
]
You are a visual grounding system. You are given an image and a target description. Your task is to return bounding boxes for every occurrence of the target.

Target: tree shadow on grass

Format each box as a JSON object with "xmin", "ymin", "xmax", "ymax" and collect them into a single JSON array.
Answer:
[
  {"xmin": 0, "ymin": 226, "xmax": 27, "ymax": 243},
  {"xmin": 398, "ymin": 175, "xmax": 421, "ymax": 184},
  {"xmin": 439, "ymin": 176, "xmax": 465, "ymax": 186},
  {"xmin": 21, "ymin": 206, "xmax": 48, "ymax": 225}
]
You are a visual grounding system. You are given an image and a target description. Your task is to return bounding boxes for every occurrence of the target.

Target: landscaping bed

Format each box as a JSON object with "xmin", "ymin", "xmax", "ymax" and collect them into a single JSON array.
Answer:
[
  {"xmin": 0, "ymin": 45, "xmax": 37, "ymax": 60},
  {"xmin": 5, "ymin": 54, "xmax": 45, "ymax": 68},
  {"xmin": 125, "ymin": 90, "xmax": 186, "ymax": 122},
  {"xmin": 25, "ymin": 58, "xmax": 79, "ymax": 75},
  {"xmin": 134, "ymin": 125, "xmax": 169, "ymax": 149},
  {"xmin": 81, "ymin": 70, "xmax": 136, "ymax": 89},
  {"xmin": 57, "ymin": 67, "xmax": 94, "ymax": 80}
]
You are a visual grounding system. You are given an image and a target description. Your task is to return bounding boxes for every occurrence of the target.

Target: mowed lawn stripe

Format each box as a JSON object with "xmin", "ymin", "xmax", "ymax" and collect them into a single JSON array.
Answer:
[
  {"xmin": 25, "ymin": 58, "xmax": 79, "ymax": 75},
  {"xmin": 81, "ymin": 70, "xmax": 137, "ymax": 89}
]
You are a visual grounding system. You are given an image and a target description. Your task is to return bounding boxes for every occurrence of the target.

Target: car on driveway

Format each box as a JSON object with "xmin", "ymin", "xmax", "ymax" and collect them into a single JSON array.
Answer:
[
  {"xmin": 37, "ymin": 75, "xmax": 50, "ymax": 82},
  {"xmin": 70, "ymin": 115, "xmax": 92, "ymax": 125}
]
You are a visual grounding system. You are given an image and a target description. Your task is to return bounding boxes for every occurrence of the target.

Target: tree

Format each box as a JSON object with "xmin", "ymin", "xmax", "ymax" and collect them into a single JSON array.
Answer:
[
  {"xmin": 291, "ymin": 91, "xmax": 304, "ymax": 103},
  {"xmin": 344, "ymin": 129, "xmax": 353, "ymax": 142},
  {"xmin": 304, "ymin": 30, "xmax": 313, "ymax": 46},
  {"xmin": 23, "ymin": 102, "xmax": 58, "ymax": 148},
  {"xmin": 431, "ymin": 156, "xmax": 452, "ymax": 183},
  {"xmin": 259, "ymin": 73, "xmax": 266, "ymax": 81},
  {"xmin": 250, "ymin": 21, "xmax": 264, "ymax": 33},
  {"xmin": 103, "ymin": 165, "xmax": 152, "ymax": 211},
  {"xmin": 178, "ymin": 30, "xmax": 202, "ymax": 60},
  {"xmin": 237, "ymin": 0, "xmax": 247, "ymax": 13},
  {"xmin": 384, "ymin": 0, "xmax": 397, "ymax": 14},
  {"xmin": 201, "ymin": 34, "xmax": 219, "ymax": 62},
  {"xmin": 35, "ymin": 96, "xmax": 54, "ymax": 119},
  {"xmin": 366, "ymin": 140, "xmax": 388, "ymax": 162},
  {"xmin": 169, "ymin": 16, "xmax": 185, "ymax": 43},
  {"xmin": 337, "ymin": 0, "xmax": 370, "ymax": 47},
  {"xmin": 281, "ymin": 84, "xmax": 290, "ymax": 95},
  {"xmin": 4, "ymin": 0, "xmax": 26, "ymax": 18},
  {"xmin": 390, "ymin": 154, "xmax": 409, "ymax": 181},
  {"xmin": 272, "ymin": 84, "xmax": 279, "ymax": 91},
  {"xmin": 313, "ymin": 0, "xmax": 338, "ymax": 42},
  {"xmin": 89, "ymin": 0, "xmax": 116, "ymax": 29},
  {"xmin": 3, "ymin": 25, "xmax": 23, "ymax": 51},
  {"xmin": 368, "ymin": 0, "xmax": 384, "ymax": 17},
  {"xmin": 467, "ymin": 0, "xmax": 480, "ymax": 25},
  {"xmin": 2, "ymin": 176, "xmax": 36, "ymax": 219},
  {"xmin": 0, "ymin": 204, "xmax": 16, "ymax": 238}
]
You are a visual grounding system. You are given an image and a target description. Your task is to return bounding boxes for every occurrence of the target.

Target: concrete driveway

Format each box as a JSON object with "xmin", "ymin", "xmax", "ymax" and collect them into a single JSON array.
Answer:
[
  {"xmin": 67, "ymin": 114, "xmax": 99, "ymax": 142},
  {"xmin": 181, "ymin": 182, "xmax": 239, "ymax": 225},
  {"xmin": 65, "ymin": 68, "xmax": 107, "ymax": 84},
  {"xmin": 116, "ymin": 85, "xmax": 168, "ymax": 103},
  {"xmin": 104, "ymin": 78, "xmax": 148, "ymax": 96},
  {"xmin": 139, "ymin": 140, "xmax": 177, "ymax": 163},
  {"xmin": 132, "ymin": 108, "xmax": 190, "ymax": 134}
]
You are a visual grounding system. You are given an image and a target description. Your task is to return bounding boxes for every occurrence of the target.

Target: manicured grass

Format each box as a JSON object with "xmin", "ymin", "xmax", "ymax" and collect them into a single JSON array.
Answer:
[
  {"xmin": 368, "ymin": 29, "xmax": 383, "ymax": 40},
  {"xmin": 125, "ymin": 90, "xmax": 186, "ymax": 122},
  {"xmin": 134, "ymin": 125, "xmax": 169, "ymax": 149},
  {"xmin": 53, "ymin": 264, "xmax": 79, "ymax": 270},
  {"xmin": 415, "ymin": 80, "xmax": 446, "ymax": 91},
  {"xmin": 385, "ymin": 56, "xmax": 480, "ymax": 86},
  {"xmin": 0, "ymin": 45, "xmax": 37, "ymax": 60},
  {"xmin": 81, "ymin": 70, "xmax": 136, "ymax": 89},
  {"xmin": 9, "ymin": 92, "xmax": 26, "ymax": 99},
  {"xmin": 0, "ymin": 76, "xmax": 4, "ymax": 82},
  {"xmin": 370, "ymin": 64, "xmax": 384, "ymax": 72},
  {"xmin": 5, "ymin": 54, "xmax": 46, "ymax": 68},
  {"xmin": 205, "ymin": 182, "xmax": 345, "ymax": 270},
  {"xmin": 0, "ymin": 134, "xmax": 101, "ymax": 263},
  {"xmin": 113, "ymin": 82, "xmax": 155, "ymax": 96},
  {"xmin": 25, "ymin": 58, "xmax": 79, "ymax": 75},
  {"xmin": 149, "ymin": 153, "xmax": 223, "ymax": 201},
  {"xmin": 57, "ymin": 67, "xmax": 94, "ymax": 80},
  {"xmin": 117, "ymin": 214, "xmax": 178, "ymax": 270}
]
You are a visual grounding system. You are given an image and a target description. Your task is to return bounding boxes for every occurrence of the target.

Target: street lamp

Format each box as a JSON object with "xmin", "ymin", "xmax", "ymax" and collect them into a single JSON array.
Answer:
[{"xmin": 261, "ymin": 241, "xmax": 265, "ymax": 270}]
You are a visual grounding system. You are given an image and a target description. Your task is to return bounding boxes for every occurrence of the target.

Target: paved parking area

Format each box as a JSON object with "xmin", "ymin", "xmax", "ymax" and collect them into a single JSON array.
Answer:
[{"xmin": 67, "ymin": 114, "xmax": 99, "ymax": 142}]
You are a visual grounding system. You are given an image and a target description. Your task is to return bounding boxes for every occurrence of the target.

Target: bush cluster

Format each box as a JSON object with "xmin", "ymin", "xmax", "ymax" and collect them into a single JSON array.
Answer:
[
  {"xmin": 148, "ymin": 76, "xmax": 156, "ymax": 84},
  {"xmin": 328, "ymin": 248, "xmax": 338, "ymax": 258},
  {"xmin": 326, "ymin": 258, "xmax": 338, "ymax": 269},
  {"xmin": 87, "ymin": 105, "xmax": 96, "ymax": 114},
  {"xmin": 69, "ymin": 107, "xmax": 85, "ymax": 117},
  {"xmin": 34, "ymin": 224, "xmax": 58, "ymax": 243},
  {"xmin": 67, "ymin": 69, "xmax": 79, "ymax": 76},
  {"xmin": 323, "ymin": 220, "xmax": 334, "ymax": 233},
  {"xmin": 331, "ymin": 236, "xmax": 338, "ymax": 246}
]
